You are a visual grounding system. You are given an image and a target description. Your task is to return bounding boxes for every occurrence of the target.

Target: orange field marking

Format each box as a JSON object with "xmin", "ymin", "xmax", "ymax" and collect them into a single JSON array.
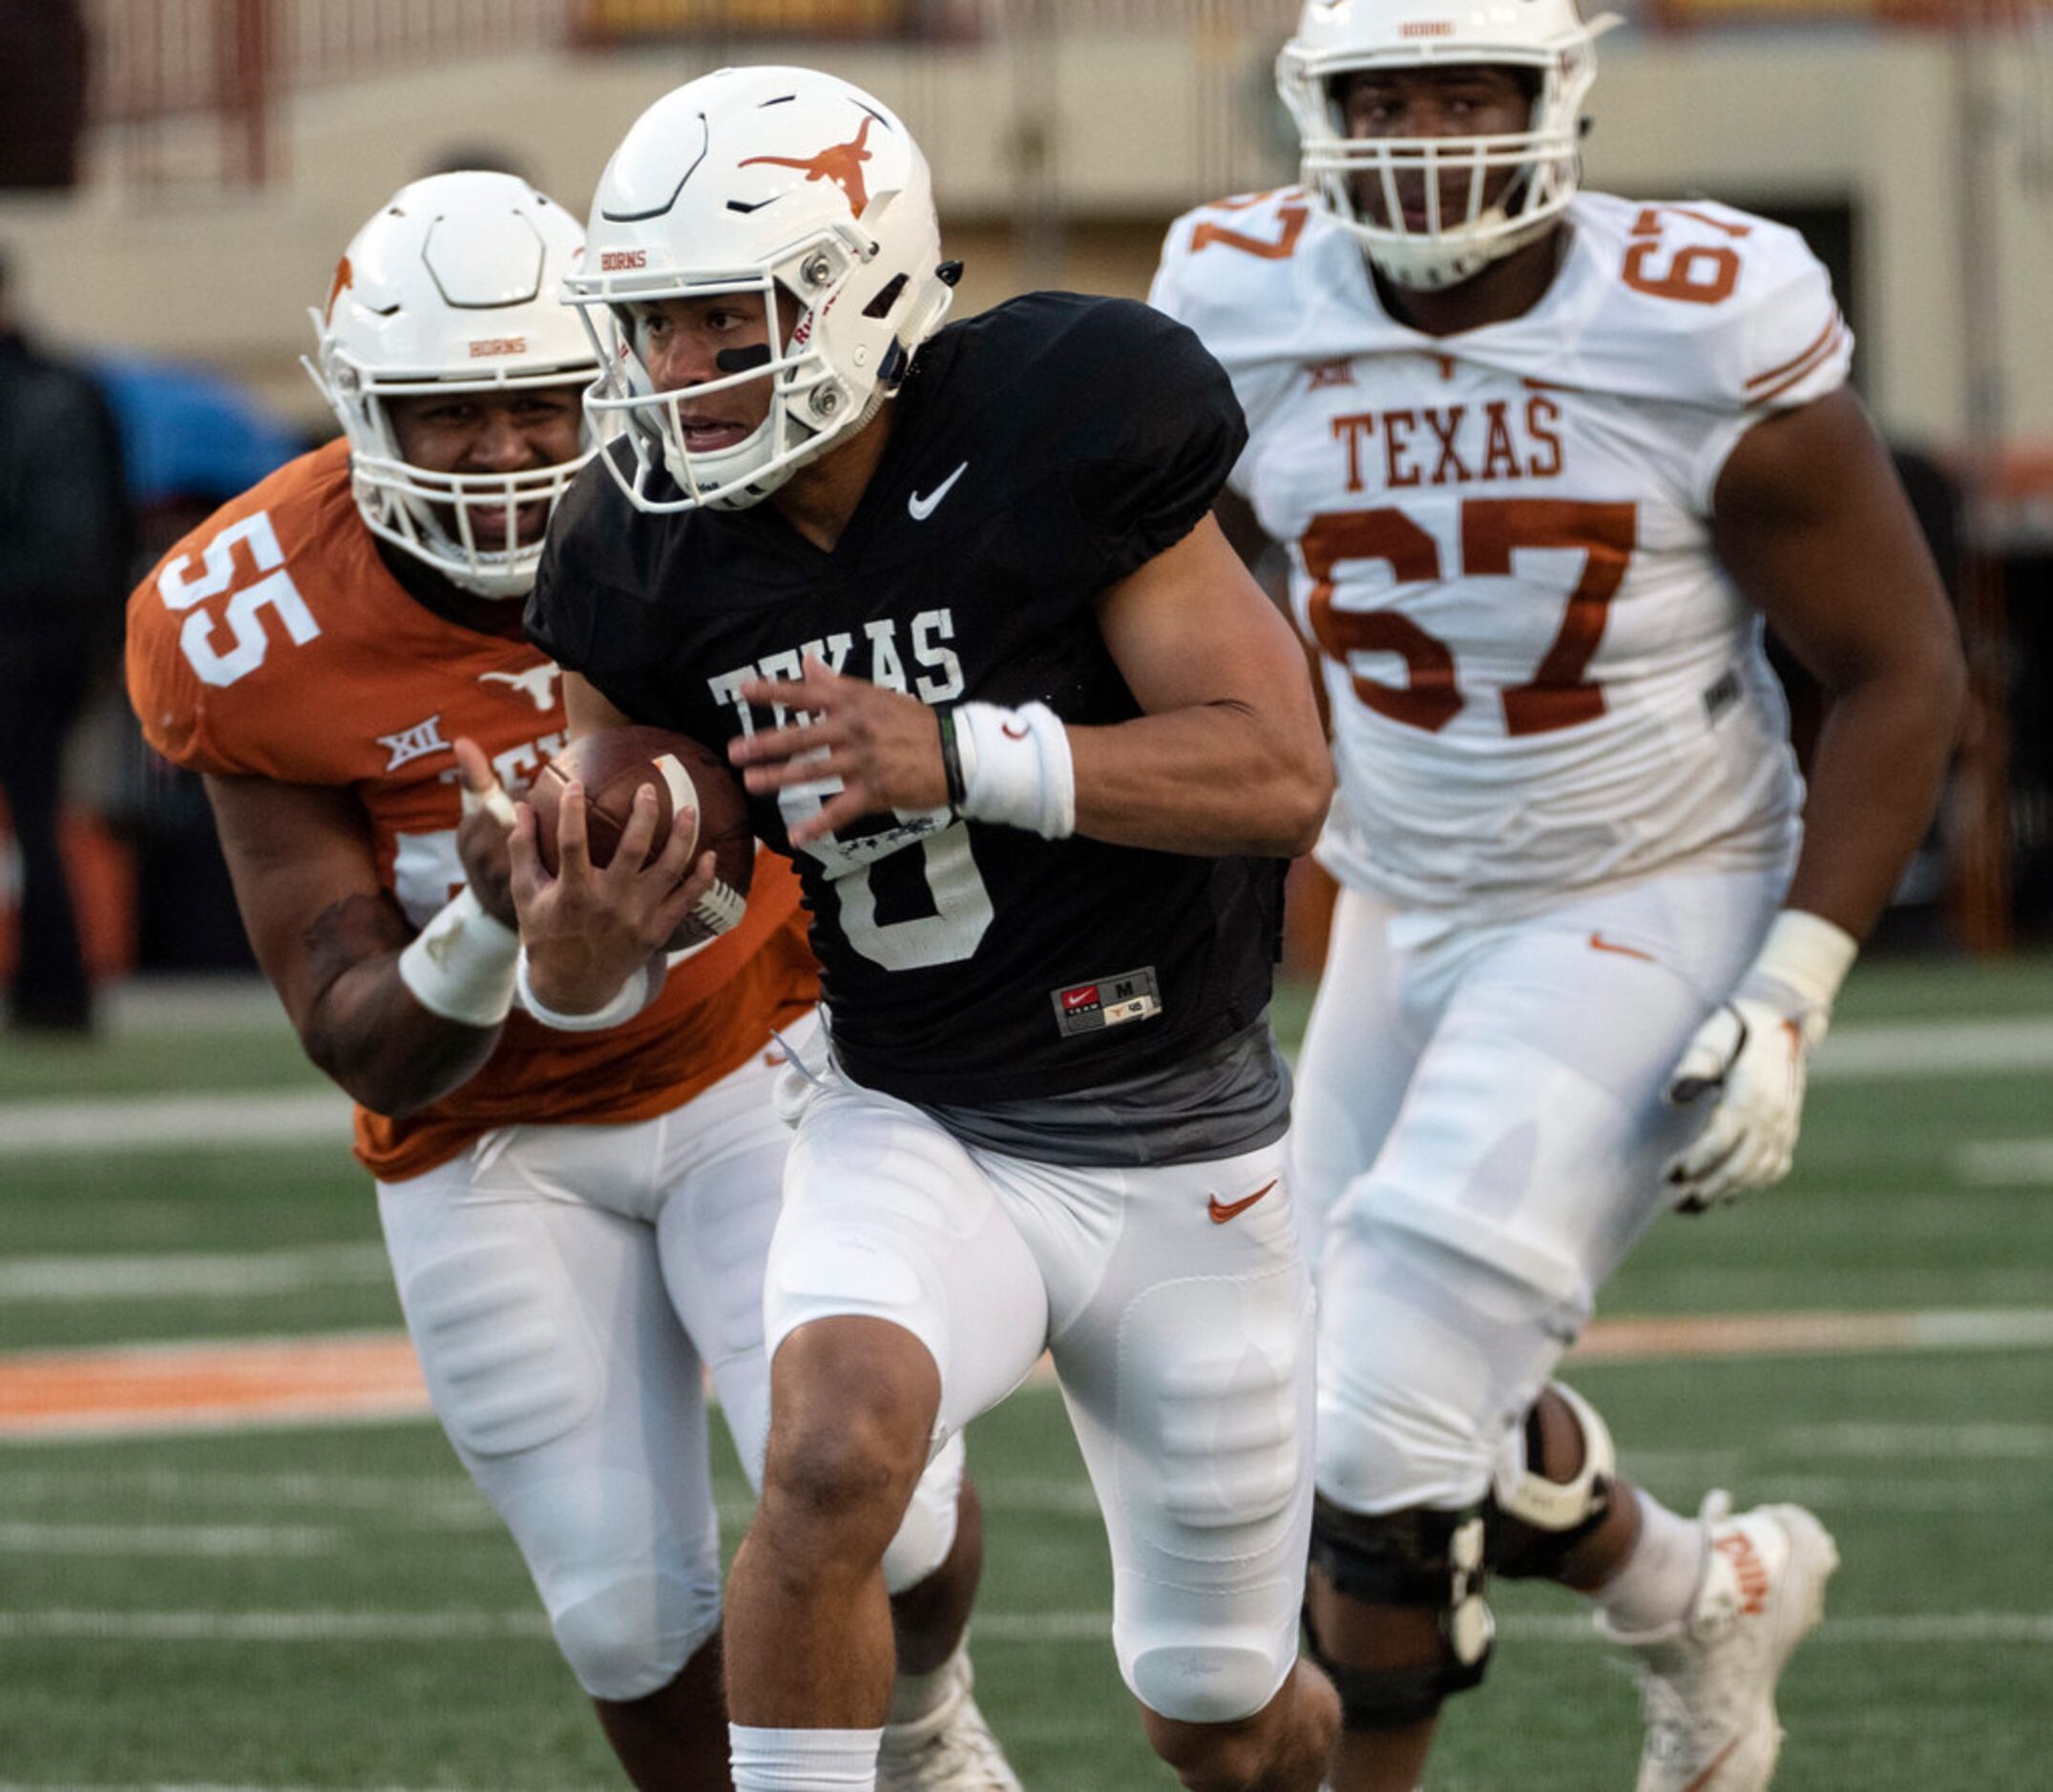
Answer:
[
  {"xmin": 2, "ymin": 1308, "xmax": 2047, "ymax": 1440},
  {"xmin": 1569, "ymin": 1311, "xmax": 1924, "ymax": 1360},
  {"xmin": 0, "ymin": 1334, "xmax": 427, "ymax": 1438}
]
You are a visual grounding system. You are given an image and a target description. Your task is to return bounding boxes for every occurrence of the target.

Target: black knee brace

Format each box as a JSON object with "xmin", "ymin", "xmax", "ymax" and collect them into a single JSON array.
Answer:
[{"xmin": 1305, "ymin": 1493, "xmax": 1495, "ymax": 1730}]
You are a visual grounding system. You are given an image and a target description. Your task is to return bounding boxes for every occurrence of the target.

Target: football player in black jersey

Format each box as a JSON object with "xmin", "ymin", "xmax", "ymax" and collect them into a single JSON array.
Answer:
[{"xmin": 515, "ymin": 67, "xmax": 1340, "ymax": 1792}]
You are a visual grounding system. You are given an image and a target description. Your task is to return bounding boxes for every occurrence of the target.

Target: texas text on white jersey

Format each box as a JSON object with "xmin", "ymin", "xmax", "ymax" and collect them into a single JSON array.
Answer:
[{"xmin": 1152, "ymin": 188, "xmax": 1849, "ymax": 919}]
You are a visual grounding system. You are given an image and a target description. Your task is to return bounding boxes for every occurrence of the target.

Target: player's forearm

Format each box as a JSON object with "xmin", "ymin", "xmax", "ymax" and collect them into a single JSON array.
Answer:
[
  {"xmin": 291, "ymin": 886, "xmax": 517, "ymax": 1117},
  {"xmin": 303, "ymin": 957, "xmax": 505, "ymax": 1117},
  {"xmin": 1781, "ymin": 663, "xmax": 1964, "ymax": 940},
  {"xmin": 1065, "ymin": 703, "xmax": 1331, "ymax": 858}
]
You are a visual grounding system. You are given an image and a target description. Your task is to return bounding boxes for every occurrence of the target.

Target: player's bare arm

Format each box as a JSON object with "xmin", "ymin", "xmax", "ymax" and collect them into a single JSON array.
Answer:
[
  {"xmin": 1081, "ymin": 511, "xmax": 1330, "ymax": 854},
  {"xmin": 1714, "ymin": 385, "xmax": 1967, "ymax": 939},
  {"xmin": 564, "ymin": 666, "xmax": 637, "ymax": 738},
  {"xmin": 1209, "ymin": 487, "xmax": 1333, "ymax": 738},
  {"xmin": 731, "ymin": 515, "xmax": 1330, "ymax": 857},
  {"xmin": 1212, "ymin": 486, "xmax": 1276, "ymax": 573},
  {"xmin": 1661, "ymin": 387, "xmax": 1967, "ymax": 1208},
  {"xmin": 203, "ymin": 774, "xmax": 503, "ymax": 1117}
]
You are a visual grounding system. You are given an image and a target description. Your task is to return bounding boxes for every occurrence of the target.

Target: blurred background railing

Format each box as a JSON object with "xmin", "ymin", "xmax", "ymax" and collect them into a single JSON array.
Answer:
[{"xmin": 5, "ymin": 0, "xmax": 2053, "ymax": 984}]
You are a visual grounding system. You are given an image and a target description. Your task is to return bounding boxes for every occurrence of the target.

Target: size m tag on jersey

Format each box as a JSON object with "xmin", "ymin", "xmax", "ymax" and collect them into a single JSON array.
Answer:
[{"xmin": 1052, "ymin": 967, "xmax": 1163, "ymax": 1036}]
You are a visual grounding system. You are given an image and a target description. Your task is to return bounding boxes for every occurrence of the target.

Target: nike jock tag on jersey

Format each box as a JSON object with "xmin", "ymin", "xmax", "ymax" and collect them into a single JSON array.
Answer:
[{"xmin": 1052, "ymin": 966, "xmax": 1162, "ymax": 1036}]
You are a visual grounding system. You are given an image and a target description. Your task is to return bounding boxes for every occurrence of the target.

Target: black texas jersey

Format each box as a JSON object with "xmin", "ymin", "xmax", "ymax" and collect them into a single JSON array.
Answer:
[{"xmin": 528, "ymin": 292, "xmax": 1285, "ymax": 1105}]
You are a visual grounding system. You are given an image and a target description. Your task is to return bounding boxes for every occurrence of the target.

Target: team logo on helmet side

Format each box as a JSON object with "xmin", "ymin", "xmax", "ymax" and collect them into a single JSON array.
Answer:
[
  {"xmin": 739, "ymin": 113, "xmax": 877, "ymax": 217},
  {"xmin": 325, "ymin": 256, "xmax": 353, "ymax": 324}
]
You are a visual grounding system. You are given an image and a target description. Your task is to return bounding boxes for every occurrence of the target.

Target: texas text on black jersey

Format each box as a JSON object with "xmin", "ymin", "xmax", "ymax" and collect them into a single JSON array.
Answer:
[{"xmin": 528, "ymin": 292, "xmax": 1286, "ymax": 1106}]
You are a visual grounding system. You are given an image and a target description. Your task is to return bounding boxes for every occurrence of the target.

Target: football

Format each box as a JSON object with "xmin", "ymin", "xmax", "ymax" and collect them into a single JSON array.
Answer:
[{"xmin": 529, "ymin": 726, "xmax": 754, "ymax": 948}]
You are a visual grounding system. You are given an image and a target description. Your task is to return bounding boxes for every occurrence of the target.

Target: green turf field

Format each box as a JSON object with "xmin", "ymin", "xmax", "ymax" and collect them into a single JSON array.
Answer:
[{"xmin": 2, "ymin": 959, "xmax": 2050, "ymax": 1788}]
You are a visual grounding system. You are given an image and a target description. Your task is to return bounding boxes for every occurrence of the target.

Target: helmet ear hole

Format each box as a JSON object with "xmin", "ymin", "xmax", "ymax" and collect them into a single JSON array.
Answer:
[{"xmin": 863, "ymin": 273, "xmax": 910, "ymax": 320}]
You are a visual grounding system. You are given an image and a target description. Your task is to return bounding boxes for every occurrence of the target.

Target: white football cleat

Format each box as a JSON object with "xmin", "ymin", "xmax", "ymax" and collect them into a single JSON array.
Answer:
[
  {"xmin": 877, "ymin": 1647, "xmax": 1023, "ymax": 1792},
  {"xmin": 1598, "ymin": 1493, "xmax": 1838, "ymax": 1792}
]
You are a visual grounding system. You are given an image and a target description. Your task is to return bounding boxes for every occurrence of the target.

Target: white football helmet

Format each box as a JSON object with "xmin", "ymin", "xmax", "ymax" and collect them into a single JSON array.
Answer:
[
  {"xmin": 565, "ymin": 66, "xmax": 956, "ymax": 513},
  {"xmin": 1277, "ymin": 0, "xmax": 1621, "ymax": 292},
  {"xmin": 306, "ymin": 171, "xmax": 598, "ymax": 598}
]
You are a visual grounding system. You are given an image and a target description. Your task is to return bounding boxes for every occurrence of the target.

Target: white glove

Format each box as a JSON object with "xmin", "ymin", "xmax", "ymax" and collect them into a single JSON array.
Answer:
[{"xmin": 1663, "ymin": 909, "xmax": 1858, "ymax": 1212}]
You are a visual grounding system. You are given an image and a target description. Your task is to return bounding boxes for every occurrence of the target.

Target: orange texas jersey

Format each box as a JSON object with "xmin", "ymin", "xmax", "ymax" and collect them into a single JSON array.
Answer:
[{"xmin": 127, "ymin": 440, "xmax": 817, "ymax": 1182}]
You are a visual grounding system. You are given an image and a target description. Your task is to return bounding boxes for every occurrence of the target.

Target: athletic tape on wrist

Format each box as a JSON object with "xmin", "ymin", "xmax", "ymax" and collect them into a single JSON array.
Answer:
[
  {"xmin": 514, "ymin": 947, "xmax": 649, "ymax": 1032},
  {"xmin": 1741, "ymin": 908, "xmax": 1859, "ymax": 1018},
  {"xmin": 954, "ymin": 700, "xmax": 1076, "ymax": 839},
  {"xmin": 459, "ymin": 778, "xmax": 518, "ymax": 829},
  {"xmin": 395, "ymin": 887, "xmax": 518, "ymax": 1029}
]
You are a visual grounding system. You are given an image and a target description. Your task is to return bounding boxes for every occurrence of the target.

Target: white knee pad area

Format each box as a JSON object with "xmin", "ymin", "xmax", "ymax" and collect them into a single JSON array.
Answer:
[
  {"xmin": 548, "ymin": 1560, "xmax": 723, "ymax": 1703},
  {"xmin": 881, "ymin": 1431, "xmax": 966, "ymax": 1595},
  {"xmin": 1316, "ymin": 1219, "xmax": 1583, "ymax": 1515},
  {"xmin": 1126, "ymin": 1631, "xmax": 1292, "ymax": 1727}
]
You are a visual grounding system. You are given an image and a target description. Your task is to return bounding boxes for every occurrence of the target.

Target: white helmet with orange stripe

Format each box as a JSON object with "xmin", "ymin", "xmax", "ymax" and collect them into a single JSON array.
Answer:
[
  {"xmin": 306, "ymin": 171, "xmax": 598, "ymax": 597},
  {"xmin": 1278, "ymin": 0, "xmax": 1622, "ymax": 292}
]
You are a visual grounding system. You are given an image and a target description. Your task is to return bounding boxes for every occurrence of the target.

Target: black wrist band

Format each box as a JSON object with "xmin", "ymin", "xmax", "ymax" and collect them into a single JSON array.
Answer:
[{"xmin": 937, "ymin": 705, "xmax": 969, "ymax": 811}]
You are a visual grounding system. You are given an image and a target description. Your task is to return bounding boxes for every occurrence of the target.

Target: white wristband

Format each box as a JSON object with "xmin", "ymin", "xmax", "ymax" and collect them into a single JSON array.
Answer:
[
  {"xmin": 954, "ymin": 701, "xmax": 1076, "ymax": 840},
  {"xmin": 395, "ymin": 887, "xmax": 518, "ymax": 1029},
  {"xmin": 1738, "ymin": 908, "xmax": 1860, "ymax": 1019},
  {"xmin": 514, "ymin": 947, "xmax": 651, "ymax": 1032},
  {"xmin": 460, "ymin": 776, "xmax": 518, "ymax": 829}
]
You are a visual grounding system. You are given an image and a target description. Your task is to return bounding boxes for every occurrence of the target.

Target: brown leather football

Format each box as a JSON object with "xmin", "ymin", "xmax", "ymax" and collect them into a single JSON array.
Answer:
[{"xmin": 530, "ymin": 726, "xmax": 754, "ymax": 948}]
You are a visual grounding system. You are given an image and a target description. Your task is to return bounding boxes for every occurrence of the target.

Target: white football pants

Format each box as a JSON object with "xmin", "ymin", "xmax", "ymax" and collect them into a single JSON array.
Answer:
[
  {"xmin": 764, "ymin": 1047, "xmax": 1317, "ymax": 1727},
  {"xmin": 377, "ymin": 1014, "xmax": 965, "ymax": 1702},
  {"xmin": 1293, "ymin": 866, "xmax": 1784, "ymax": 1516}
]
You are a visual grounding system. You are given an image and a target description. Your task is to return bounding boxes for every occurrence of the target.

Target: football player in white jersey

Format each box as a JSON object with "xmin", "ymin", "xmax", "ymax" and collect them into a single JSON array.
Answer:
[{"xmin": 1153, "ymin": 5, "xmax": 1964, "ymax": 1789}]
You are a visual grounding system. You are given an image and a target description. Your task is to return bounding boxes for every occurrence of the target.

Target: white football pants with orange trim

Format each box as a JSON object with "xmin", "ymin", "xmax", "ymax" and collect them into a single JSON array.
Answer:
[
  {"xmin": 378, "ymin": 1012, "xmax": 965, "ymax": 1702},
  {"xmin": 766, "ymin": 1046, "xmax": 1317, "ymax": 1727},
  {"xmin": 1292, "ymin": 865, "xmax": 1785, "ymax": 1515}
]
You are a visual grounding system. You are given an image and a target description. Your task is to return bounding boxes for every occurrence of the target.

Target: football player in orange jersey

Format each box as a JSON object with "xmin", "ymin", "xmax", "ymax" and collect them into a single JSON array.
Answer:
[
  {"xmin": 1154, "ymin": 6, "xmax": 1965, "ymax": 1791},
  {"xmin": 125, "ymin": 171, "xmax": 1017, "ymax": 1792}
]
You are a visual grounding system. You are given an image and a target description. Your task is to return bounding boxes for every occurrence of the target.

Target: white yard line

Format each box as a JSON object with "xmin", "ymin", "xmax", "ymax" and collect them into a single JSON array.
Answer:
[
  {"xmin": 1957, "ymin": 1138, "xmax": 2053, "ymax": 1185},
  {"xmin": 0, "ymin": 1468, "xmax": 486, "ymax": 1510},
  {"xmin": 0, "ymin": 1522, "xmax": 338, "ymax": 1555},
  {"xmin": 981, "ymin": 1611, "xmax": 2053, "ymax": 1645},
  {"xmin": 0, "ymin": 1244, "xmax": 388, "ymax": 1302},
  {"xmin": 1813, "ymin": 1016, "xmax": 2053, "ymax": 1082},
  {"xmin": 0, "ymin": 1607, "xmax": 2044, "ymax": 1647},
  {"xmin": 0, "ymin": 1467, "xmax": 2031, "ymax": 1524},
  {"xmin": 0, "ymin": 1784, "xmax": 613, "ymax": 1792},
  {"xmin": 0, "ymin": 1090, "xmax": 349, "ymax": 1156},
  {"xmin": 104, "ymin": 977, "xmax": 291, "ymax": 1034},
  {"xmin": 1, "ymin": 1399, "xmax": 434, "ymax": 1445},
  {"xmin": 1780, "ymin": 1420, "xmax": 2053, "ymax": 1458},
  {"xmin": 1, "ymin": 1014, "xmax": 2048, "ymax": 1162}
]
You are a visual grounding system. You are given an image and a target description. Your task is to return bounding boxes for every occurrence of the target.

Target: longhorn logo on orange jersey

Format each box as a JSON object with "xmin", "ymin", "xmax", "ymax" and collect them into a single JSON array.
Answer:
[
  {"xmin": 740, "ymin": 114, "xmax": 877, "ymax": 218},
  {"xmin": 325, "ymin": 256, "xmax": 353, "ymax": 323}
]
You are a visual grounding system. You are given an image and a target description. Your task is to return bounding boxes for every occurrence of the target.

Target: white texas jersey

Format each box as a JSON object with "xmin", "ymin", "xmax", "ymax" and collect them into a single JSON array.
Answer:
[{"xmin": 1153, "ymin": 188, "xmax": 1848, "ymax": 919}]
